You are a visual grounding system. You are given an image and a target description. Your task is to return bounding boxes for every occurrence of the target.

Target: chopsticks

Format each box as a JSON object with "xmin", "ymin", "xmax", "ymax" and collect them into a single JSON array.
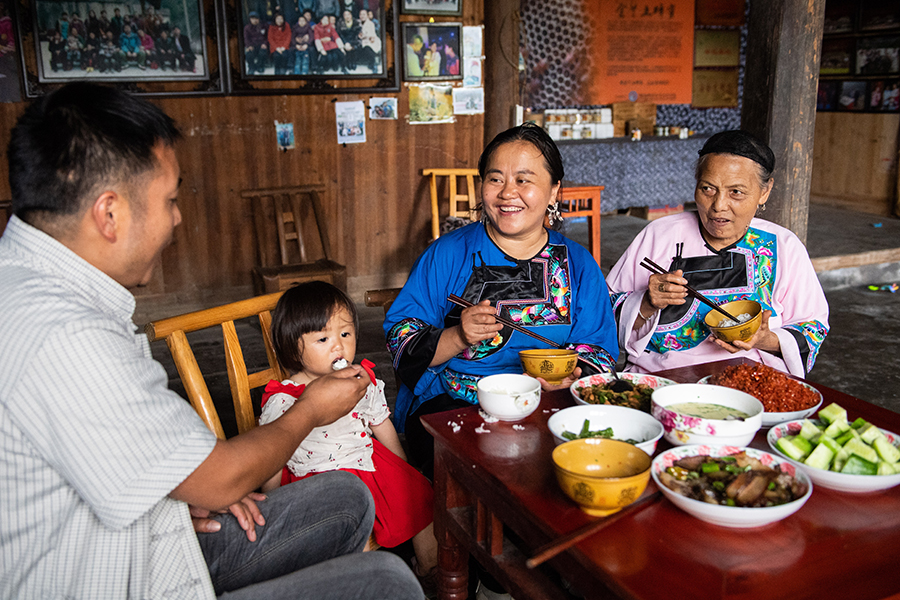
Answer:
[
  {"xmin": 447, "ymin": 294, "xmax": 561, "ymax": 348},
  {"xmin": 639, "ymin": 257, "xmax": 741, "ymax": 323},
  {"xmin": 526, "ymin": 489, "xmax": 662, "ymax": 569}
]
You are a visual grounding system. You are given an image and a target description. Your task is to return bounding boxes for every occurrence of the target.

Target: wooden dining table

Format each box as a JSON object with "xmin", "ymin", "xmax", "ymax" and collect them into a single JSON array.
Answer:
[{"xmin": 421, "ymin": 358, "xmax": 900, "ymax": 600}]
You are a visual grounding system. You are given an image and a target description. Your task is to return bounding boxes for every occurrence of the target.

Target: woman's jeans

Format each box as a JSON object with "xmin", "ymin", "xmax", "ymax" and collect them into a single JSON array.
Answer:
[{"xmin": 198, "ymin": 471, "xmax": 422, "ymax": 599}]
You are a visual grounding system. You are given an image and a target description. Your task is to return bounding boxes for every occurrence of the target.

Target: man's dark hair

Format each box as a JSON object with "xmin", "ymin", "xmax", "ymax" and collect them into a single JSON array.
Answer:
[
  {"xmin": 8, "ymin": 81, "xmax": 180, "ymax": 224},
  {"xmin": 271, "ymin": 281, "xmax": 359, "ymax": 374}
]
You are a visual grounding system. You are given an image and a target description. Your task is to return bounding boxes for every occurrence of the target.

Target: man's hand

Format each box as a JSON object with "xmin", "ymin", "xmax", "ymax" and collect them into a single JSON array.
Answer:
[
  {"xmin": 299, "ymin": 365, "xmax": 370, "ymax": 427},
  {"xmin": 191, "ymin": 492, "xmax": 267, "ymax": 542}
]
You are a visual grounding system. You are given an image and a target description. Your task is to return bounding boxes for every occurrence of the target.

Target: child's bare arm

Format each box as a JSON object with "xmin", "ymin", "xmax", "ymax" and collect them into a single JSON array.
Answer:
[
  {"xmin": 370, "ymin": 420, "xmax": 407, "ymax": 462},
  {"xmin": 260, "ymin": 471, "xmax": 281, "ymax": 493}
]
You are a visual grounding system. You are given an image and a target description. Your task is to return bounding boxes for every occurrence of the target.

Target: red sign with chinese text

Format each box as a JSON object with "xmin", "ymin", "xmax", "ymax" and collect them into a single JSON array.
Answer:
[{"xmin": 588, "ymin": 0, "xmax": 695, "ymax": 105}]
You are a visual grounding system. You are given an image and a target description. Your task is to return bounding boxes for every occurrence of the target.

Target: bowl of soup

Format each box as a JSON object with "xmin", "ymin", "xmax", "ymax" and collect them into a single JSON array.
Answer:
[
  {"xmin": 704, "ymin": 300, "xmax": 762, "ymax": 343},
  {"xmin": 651, "ymin": 384, "xmax": 763, "ymax": 447}
]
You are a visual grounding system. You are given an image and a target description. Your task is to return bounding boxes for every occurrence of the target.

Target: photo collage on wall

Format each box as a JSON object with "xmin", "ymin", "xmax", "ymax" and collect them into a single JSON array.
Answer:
[
  {"xmin": 818, "ymin": 0, "xmax": 900, "ymax": 112},
  {"xmin": 400, "ymin": 0, "xmax": 482, "ymax": 123}
]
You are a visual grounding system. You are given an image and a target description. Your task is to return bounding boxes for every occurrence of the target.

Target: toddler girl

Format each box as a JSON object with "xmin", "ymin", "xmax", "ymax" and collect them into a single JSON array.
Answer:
[{"xmin": 259, "ymin": 281, "xmax": 437, "ymax": 582}]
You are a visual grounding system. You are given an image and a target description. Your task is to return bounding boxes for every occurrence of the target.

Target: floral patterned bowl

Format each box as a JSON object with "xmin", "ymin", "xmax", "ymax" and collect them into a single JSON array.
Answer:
[
  {"xmin": 570, "ymin": 372, "xmax": 677, "ymax": 408},
  {"xmin": 651, "ymin": 445, "xmax": 813, "ymax": 528},
  {"xmin": 651, "ymin": 384, "xmax": 763, "ymax": 447}
]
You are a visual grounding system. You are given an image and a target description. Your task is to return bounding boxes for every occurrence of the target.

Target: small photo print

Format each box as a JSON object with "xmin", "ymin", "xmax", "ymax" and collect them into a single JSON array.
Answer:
[
  {"xmin": 463, "ymin": 25, "xmax": 482, "ymax": 57},
  {"xmin": 452, "ymin": 87, "xmax": 483, "ymax": 114},
  {"xmin": 838, "ymin": 80, "xmax": 867, "ymax": 111},
  {"xmin": 368, "ymin": 97, "xmax": 398, "ymax": 119},
  {"xmin": 275, "ymin": 121, "xmax": 295, "ymax": 150},
  {"xmin": 881, "ymin": 81, "xmax": 900, "ymax": 111},
  {"xmin": 409, "ymin": 83, "xmax": 454, "ymax": 124},
  {"xmin": 335, "ymin": 100, "xmax": 366, "ymax": 143},
  {"xmin": 463, "ymin": 57, "xmax": 481, "ymax": 87},
  {"xmin": 817, "ymin": 80, "xmax": 839, "ymax": 110}
]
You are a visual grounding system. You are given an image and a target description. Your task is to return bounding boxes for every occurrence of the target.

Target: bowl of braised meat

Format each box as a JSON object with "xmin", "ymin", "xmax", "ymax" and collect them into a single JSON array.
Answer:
[{"xmin": 651, "ymin": 445, "xmax": 812, "ymax": 528}]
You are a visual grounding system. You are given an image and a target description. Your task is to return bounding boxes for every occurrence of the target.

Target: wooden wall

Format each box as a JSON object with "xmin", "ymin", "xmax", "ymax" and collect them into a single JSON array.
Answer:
[
  {"xmin": 0, "ymin": 2, "xmax": 485, "ymax": 320},
  {"xmin": 811, "ymin": 112, "xmax": 900, "ymax": 216}
]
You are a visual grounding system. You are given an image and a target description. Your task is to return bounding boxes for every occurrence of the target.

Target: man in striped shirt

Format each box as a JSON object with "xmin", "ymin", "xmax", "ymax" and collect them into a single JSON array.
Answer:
[{"xmin": 0, "ymin": 82, "xmax": 422, "ymax": 599}]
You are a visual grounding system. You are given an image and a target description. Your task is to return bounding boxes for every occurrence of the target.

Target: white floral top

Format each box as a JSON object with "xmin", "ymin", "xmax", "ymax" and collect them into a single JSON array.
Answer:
[{"xmin": 259, "ymin": 378, "xmax": 389, "ymax": 476}]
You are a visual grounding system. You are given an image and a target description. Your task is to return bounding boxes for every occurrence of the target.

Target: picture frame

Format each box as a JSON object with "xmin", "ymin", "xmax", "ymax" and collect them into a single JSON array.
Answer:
[
  {"xmin": 838, "ymin": 80, "xmax": 867, "ymax": 111},
  {"xmin": 15, "ymin": 0, "xmax": 225, "ymax": 97},
  {"xmin": 401, "ymin": 21, "xmax": 461, "ymax": 81},
  {"xmin": 225, "ymin": 0, "xmax": 399, "ymax": 95},
  {"xmin": 400, "ymin": 0, "xmax": 461, "ymax": 17},
  {"xmin": 855, "ymin": 37, "xmax": 900, "ymax": 75}
]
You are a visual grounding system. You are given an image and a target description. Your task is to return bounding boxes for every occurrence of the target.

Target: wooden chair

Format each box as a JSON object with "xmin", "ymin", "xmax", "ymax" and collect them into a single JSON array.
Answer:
[
  {"xmin": 422, "ymin": 168, "xmax": 481, "ymax": 241},
  {"xmin": 558, "ymin": 184, "xmax": 604, "ymax": 265},
  {"xmin": 144, "ymin": 292, "xmax": 287, "ymax": 439},
  {"xmin": 244, "ymin": 186, "xmax": 347, "ymax": 295}
]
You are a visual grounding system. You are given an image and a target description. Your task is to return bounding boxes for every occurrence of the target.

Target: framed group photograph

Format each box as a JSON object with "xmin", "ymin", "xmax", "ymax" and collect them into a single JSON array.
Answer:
[
  {"xmin": 15, "ymin": 0, "xmax": 225, "ymax": 97},
  {"xmin": 226, "ymin": 0, "xmax": 399, "ymax": 94},
  {"xmin": 400, "ymin": 0, "xmax": 461, "ymax": 17},
  {"xmin": 401, "ymin": 21, "xmax": 461, "ymax": 81}
]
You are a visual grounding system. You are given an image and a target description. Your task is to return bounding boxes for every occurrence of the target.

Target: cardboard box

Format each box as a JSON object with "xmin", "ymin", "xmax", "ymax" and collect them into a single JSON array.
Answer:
[{"xmin": 612, "ymin": 102, "xmax": 656, "ymax": 137}]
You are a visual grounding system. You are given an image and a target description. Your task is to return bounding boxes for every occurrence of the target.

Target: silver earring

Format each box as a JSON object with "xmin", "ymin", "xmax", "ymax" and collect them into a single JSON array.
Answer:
[
  {"xmin": 757, "ymin": 203, "xmax": 767, "ymax": 214},
  {"xmin": 547, "ymin": 201, "xmax": 561, "ymax": 225}
]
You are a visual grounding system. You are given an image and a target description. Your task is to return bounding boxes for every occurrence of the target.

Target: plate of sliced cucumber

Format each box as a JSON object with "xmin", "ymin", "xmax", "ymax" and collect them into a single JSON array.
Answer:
[{"xmin": 767, "ymin": 402, "xmax": 900, "ymax": 493}]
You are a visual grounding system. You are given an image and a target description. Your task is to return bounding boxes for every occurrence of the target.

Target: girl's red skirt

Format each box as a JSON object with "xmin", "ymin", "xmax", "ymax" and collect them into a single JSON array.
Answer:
[{"xmin": 281, "ymin": 438, "xmax": 433, "ymax": 548}]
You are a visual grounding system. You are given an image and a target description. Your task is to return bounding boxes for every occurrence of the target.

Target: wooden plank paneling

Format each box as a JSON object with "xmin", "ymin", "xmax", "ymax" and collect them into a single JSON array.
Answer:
[
  {"xmin": 0, "ymin": 1, "xmax": 484, "ymax": 310},
  {"xmin": 811, "ymin": 112, "xmax": 900, "ymax": 215}
]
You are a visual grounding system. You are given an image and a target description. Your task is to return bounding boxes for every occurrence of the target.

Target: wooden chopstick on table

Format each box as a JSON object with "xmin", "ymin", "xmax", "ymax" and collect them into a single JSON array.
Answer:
[
  {"xmin": 526, "ymin": 489, "xmax": 662, "ymax": 569},
  {"xmin": 639, "ymin": 257, "xmax": 742, "ymax": 323}
]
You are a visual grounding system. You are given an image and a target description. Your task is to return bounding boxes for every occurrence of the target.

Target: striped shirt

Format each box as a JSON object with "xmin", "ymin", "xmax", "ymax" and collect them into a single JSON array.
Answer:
[{"xmin": 0, "ymin": 216, "xmax": 218, "ymax": 599}]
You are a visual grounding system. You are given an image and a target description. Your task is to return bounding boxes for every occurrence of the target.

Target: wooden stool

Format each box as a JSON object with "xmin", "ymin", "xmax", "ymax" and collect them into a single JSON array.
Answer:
[
  {"xmin": 244, "ymin": 186, "xmax": 347, "ymax": 294},
  {"xmin": 422, "ymin": 168, "xmax": 481, "ymax": 241}
]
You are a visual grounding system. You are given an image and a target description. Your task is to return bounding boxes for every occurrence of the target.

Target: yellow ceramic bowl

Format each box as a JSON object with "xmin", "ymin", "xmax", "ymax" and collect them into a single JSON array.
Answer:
[
  {"xmin": 552, "ymin": 438, "xmax": 651, "ymax": 516},
  {"xmin": 519, "ymin": 349, "xmax": 578, "ymax": 384},
  {"xmin": 704, "ymin": 299, "xmax": 762, "ymax": 343}
]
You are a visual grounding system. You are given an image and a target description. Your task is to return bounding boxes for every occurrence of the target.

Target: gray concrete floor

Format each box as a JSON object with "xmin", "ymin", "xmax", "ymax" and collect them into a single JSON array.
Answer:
[{"xmin": 148, "ymin": 204, "xmax": 900, "ymax": 439}]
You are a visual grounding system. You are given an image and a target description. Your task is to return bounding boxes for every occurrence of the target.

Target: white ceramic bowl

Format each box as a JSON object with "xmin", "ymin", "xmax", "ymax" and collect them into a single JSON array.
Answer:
[
  {"xmin": 476, "ymin": 373, "xmax": 541, "ymax": 422},
  {"xmin": 697, "ymin": 375, "xmax": 824, "ymax": 428},
  {"xmin": 651, "ymin": 444, "xmax": 813, "ymax": 528},
  {"xmin": 767, "ymin": 420, "xmax": 900, "ymax": 493},
  {"xmin": 547, "ymin": 404, "xmax": 665, "ymax": 455},
  {"xmin": 570, "ymin": 372, "xmax": 677, "ymax": 408},
  {"xmin": 651, "ymin": 384, "xmax": 763, "ymax": 447}
]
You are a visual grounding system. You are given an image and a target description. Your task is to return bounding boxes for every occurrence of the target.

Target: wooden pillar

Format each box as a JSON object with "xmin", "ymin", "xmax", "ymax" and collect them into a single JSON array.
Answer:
[
  {"xmin": 741, "ymin": 0, "xmax": 826, "ymax": 244},
  {"xmin": 483, "ymin": 0, "xmax": 520, "ymax": 143}
]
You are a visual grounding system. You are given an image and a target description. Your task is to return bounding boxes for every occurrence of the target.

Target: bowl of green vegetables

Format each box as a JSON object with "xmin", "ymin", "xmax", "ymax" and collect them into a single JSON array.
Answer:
[
  {"xmin": 767, "ymin": 402, "xmax": 900, "ymax": 493},
  {"xmin": 547, "ymin": 404, "xmax": 664, "ymax": 456}
]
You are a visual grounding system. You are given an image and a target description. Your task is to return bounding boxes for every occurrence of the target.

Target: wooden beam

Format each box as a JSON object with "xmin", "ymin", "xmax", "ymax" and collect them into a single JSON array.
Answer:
[
  {"xmin": 741, "ymin": 0, "xmax": 826, "ymax": 244},
  {"xmin": 812, "ymin": 248, "xmax": 900, "ymax": 273},
  {"xmin": 483, "ymin": 0, "xmax": 520, "ymax": 142}
]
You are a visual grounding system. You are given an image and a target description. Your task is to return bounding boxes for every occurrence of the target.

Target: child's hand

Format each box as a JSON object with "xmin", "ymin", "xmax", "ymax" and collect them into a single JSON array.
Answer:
[{"xmin": 302, "ymin": 366, "xmax": 369, "ymax": 426}]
